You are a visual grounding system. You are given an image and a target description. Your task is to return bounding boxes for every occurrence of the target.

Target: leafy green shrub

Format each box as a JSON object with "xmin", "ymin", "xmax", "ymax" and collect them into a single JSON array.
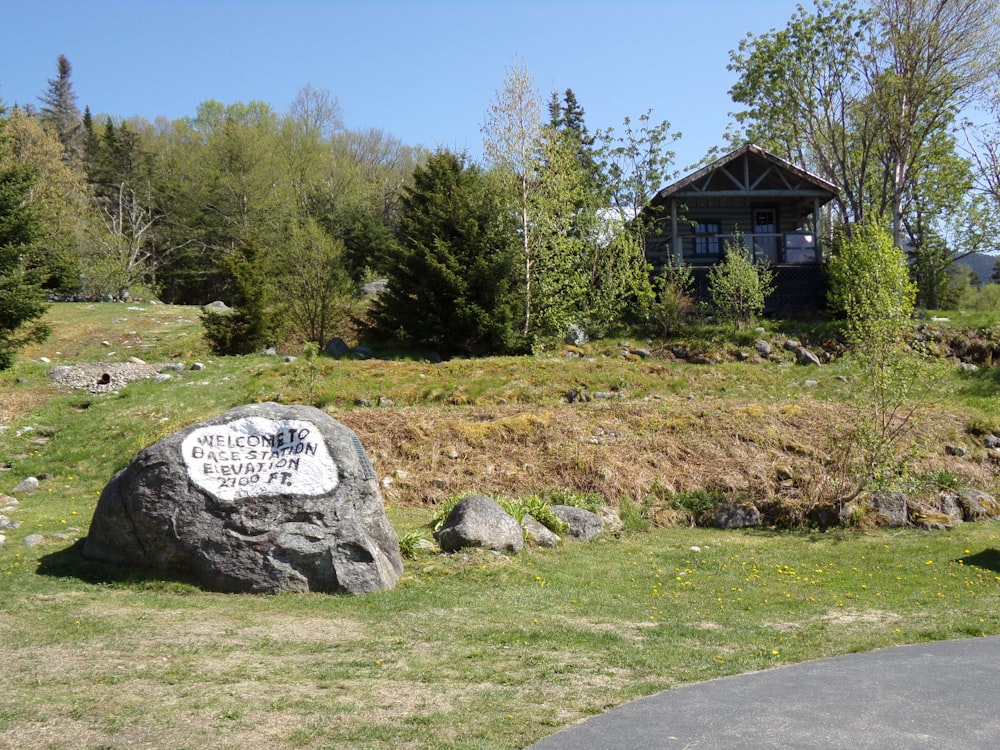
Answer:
[
  {"xmin": 650, "ymin": 263, "xmax": 695, "ymax": 338},
  {"xmin": 398, "ymin": 530, "xmax": 427, "ymax": 559},
  {"xmin": 923, "ymin": 469, "xmax": 965, "ymax": 492},
  {"xmin": 666, "ymin": 488, "xmax": 724, "ymax": 515},
  {"xmin": 617, "ymin": 497, "xmax": 650, "ymax": 532},
  {"xmin": 706, "ymin": 234, "xmax": 774, "ymax": 332}
]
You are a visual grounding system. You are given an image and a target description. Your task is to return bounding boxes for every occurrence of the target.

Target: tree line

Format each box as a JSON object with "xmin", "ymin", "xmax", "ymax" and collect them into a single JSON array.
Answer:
[{"xmin": 2, "ymin": 0, "xmax": 1000, "ymax": 367}]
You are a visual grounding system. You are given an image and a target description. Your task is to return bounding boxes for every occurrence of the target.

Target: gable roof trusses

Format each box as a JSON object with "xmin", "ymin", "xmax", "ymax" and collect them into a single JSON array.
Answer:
[{"xmin": 650, "ymin": 143, "xmax": 839, "ymax": 205}]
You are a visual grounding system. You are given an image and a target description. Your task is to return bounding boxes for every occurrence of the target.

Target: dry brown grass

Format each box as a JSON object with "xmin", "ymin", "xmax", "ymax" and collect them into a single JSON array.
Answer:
[{"xmin": 340, "ymin": 396, "xmax": 990, "ymax": 514}]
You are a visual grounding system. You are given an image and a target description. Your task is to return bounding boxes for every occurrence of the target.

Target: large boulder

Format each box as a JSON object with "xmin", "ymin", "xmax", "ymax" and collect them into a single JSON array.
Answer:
[
  {"xmin": 83, "ymin": 403, "xmax": 403, "ymax": 594},
  {"xmin": 434, "ymin": 495, "xmax": 523, "ymax": 553}
]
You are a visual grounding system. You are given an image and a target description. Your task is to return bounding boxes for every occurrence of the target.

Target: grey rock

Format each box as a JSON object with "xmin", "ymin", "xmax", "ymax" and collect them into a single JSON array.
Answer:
[
  {"xmin": 24, "ymin": 534, "xmax": 44, "ymax": 548},
  {"xmin": 958, "ymin": 489, "xmax": 1000, "ymax": 521},
  {"xmin": 263, "ymin": 347, "xmax": 277, "ymax": 356},
  {"xmin": 283, "ymin": 356, "xmax": 297, "ymax": 364},
  {"xmin": 354, "ymin": 346, "xmax": 375, "ymax": 360},
  {"xmin": 711, "ymin": 503, "xmax": 762, "ymax": 529},
  {"xmin": 164, "ymin": 363, "xmax": 186, "ymax": 372},
  {"xmin": 671, "ymin": 345, "xmax": 690, "ymax": 359},
  {"xmin": 0, "ymin": 534, "xmax": 5, "ymax": 547},
  {"xmin": 190, "ymin": 362, "xmax": 206, "ymax": 371},
  {"xmin": 12, "ymin": 477, "xmax": 39, "ymax": 494},
  {"xmin": 153, "ymin": 373, "xmax": 172, "ymax": 382},
  {"xmin": 355, "ymin": 398, "xmax": 372, "ymax": 407},
  {"xmin": 565, "ymin": 324, "xmax": 589, "ymax": 346},
  {"xmin": 205, "ymin": 301, "xmax": 229, "ymax": 309},
  {"xmin": 324, "ymin": 337, "xmax": 351, "ymax": 357},
  {"xmin": 632, "ymin": 348, "xmax": 651, "ymax": 359},
  {"xmin": 784, "ymin": 339, "xmax": 801, "ymax": 352},
  {"xmin": 804, "ymin": 379, "xmax": 819, "ymax": 388},
  {"xmin": 960, "ymin": 362, "xmax": 980, "ymax": 372},
  {"xmin": 378, "ymin": 396, "xmax": 394, "ymax": 407},
  {"xmin": 552, "ymin": 505, "xmax": 604, "ymax": 542},
  {"xmin": 83, "ymin": 403, "xmax": 403, "ymax": 595},
  {"xmin": 127, "ymin": 356, "xmax": 147, "ymax": 365},
  {"xmin": 754, "ymin": 339, "xmax": 772, "ymax": 357},
  {"xmin": 796, "ymin": 347, "xmax": 822, "ymax": 366},
  {"xmin": 434, "ymin": 495, "xmax": 523, "ymax": 553},
  {"xmin": 984, "ymin": 434, "xmax": 1000, "ymax": 449},
  {"xmin": 523, "ymin": 515, "xmax": 560, "ymax": 548},
  {"xmin": 872, "ymin": 492, "xmax": 908, "ymax": 527},
  {"xmin": 599, "ymin": 506, "xmax": 623, "ymax": 535},
  {"xmin": 945, "ymin": 445, "xmax": 967, "ymax": 457}
]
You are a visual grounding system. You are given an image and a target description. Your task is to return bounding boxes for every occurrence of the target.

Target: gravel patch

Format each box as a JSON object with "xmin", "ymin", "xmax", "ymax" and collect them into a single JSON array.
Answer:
[{"xmin": 46, "ymin": 363, "xmax": 166, "ymax": 393}]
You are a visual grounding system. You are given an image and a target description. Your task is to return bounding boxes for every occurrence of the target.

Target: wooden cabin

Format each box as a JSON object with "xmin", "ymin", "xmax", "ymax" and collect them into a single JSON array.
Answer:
[{"xmin": 644, "ymin": 143, "xmax": 840, "ymax": 313}]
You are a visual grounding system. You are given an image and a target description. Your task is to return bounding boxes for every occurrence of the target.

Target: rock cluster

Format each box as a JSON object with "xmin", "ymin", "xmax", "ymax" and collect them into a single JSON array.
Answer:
[{"xmin": 433, "ymin": 494, "xmax": 611, "ymax": 554}]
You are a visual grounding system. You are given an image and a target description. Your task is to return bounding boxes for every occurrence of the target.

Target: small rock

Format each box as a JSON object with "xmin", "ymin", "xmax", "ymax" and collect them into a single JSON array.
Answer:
[
  {"xmin": 263, "ymin": 347, "xmax": 277, "ymax": 356},
  {"xmin": 983, "ymin": 435, "xmax": 1000, "ymax": 449},
  {"xmin": 24, "ymin": 533, "xmax": 45, "ymax": 548},
  {"xmin": 632, "ymin": 348, "xmax": 651, "ymax": 359},
  {"xmin": 378, "ymin": 397, "xmax": 394, "ymax": 407},
  {"xmin": 354, "ymin": 346, "xmax": 375, "ymax": 360},
  {"xmin": 754, "ymin": 339, "xmax": 772, "ymax": 357},
  {"xmin": 324, "ymin": 337, "xmax": 351, "ymax": 357},
  {"xmin": 283, "ymin": 356, "xmax": 297, "ymax": 363},
  {"xmin": 443, "ymin": 447, "xmax": 460, "ymax": 460},
  {"xmin": 190, "ymin": 362, "xmax": 206, "ymax": 371},
  {"xmin": 523, "ymin": 515, "xmax": 560, "ymax": 548},
  {"xmin": 960, "ymin": 362, "xmax": 979, "ymax": 372},
  {"xmin": 0, "ymin": 533, "xmax": 5, "ymax": 546},
  {"xmin": 804, "ymin": 379, "xmax": 819, "ymax": 388},
  {"xmin": 12, "ymin": 477, "xmax": 39, "ymax": 494},
  {"xmin": 39, "ymin": 356, "xmax": 50, "ymax": 364},
  {"xmin": 552, "ymin": 505, "xmax": 603, "ymax": 542},
  {"xmin": 128, "ymin": 356, "xmax": 147, "ymax": 365},
  {"xmin": 835, "ymin": 375, "xmax": 849, "ymax": 383},
  {"xmin": 164, "ymin": 363, "xmax": 186, "ymax": 372},
  {"xmin": 153, "ymin": 373, "xmax": 172, "ymax": 382},
  {"xmin": 945, "ymin": 445, "xmax": 967, "ymax": 457},
  {"xmin": 101, "ymin": 340, "xmax": 112, "ymax": 347},
  {"xmin": 205, "ymin": 301, "xmax": 229, "ymax": 310},
  {"xmin": 689, "ymin": 545, "xmax": 701, "ymax": 553},
  {"xmin": 783, "ymin": 339, "xmax": 801, "ymax": 352},
  {"xmin": 796, "ymin": 347, "xmax": 822, "ymax": 366},
  {"xmin": 433, "ymin": 478, "xmax": 449, "ymax": 490},
  {"xmin": 355, "ymin": 398, "xmax": 372, "ymax": 407},
  {"xmin": 565, "ymin": 324, "xmax": 589, "ymax": 346}
]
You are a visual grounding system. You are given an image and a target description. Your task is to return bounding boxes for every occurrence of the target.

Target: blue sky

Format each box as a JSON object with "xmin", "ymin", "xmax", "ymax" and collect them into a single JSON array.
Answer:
[{"xmin": 1, "ymin": 0, "xmax": 807, "ymax": 172}]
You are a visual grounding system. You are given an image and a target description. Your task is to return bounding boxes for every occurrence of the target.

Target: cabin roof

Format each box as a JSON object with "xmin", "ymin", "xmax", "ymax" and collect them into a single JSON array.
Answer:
[{"xmin": 650, "ymin": 143, "xmax": 839, "ymax": 205}]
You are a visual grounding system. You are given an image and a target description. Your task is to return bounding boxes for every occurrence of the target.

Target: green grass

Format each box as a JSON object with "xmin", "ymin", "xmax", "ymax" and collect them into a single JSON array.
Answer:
[{"xmin": 1, "ymin": 302, "xmax": 999, "ymax": 749}]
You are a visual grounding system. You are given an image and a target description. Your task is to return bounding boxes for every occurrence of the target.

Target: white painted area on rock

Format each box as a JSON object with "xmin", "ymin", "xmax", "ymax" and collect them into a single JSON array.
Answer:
[{"xmin": 181, "ymin": 417, "xmax": 338, "ymax": 500}]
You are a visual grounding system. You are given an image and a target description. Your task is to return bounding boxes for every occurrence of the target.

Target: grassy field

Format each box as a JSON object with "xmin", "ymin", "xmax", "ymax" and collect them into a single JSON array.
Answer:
[{"xmin": 1, "ymin": 303, "xmax": 999, "ymax": 749}]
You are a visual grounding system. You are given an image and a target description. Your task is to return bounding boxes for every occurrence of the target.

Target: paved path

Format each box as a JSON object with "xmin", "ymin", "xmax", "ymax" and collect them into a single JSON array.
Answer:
[{"xmin": 527, "ymin": 636, "xmax": 1000, "ymax": 749}]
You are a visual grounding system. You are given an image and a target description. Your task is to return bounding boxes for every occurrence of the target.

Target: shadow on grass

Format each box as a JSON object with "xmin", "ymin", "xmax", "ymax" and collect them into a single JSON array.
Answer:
[
  {"xmin": 37, "ymin": 539, "xmax": 199, "ymax": 591},
  {"xmin": 957, "ymin": 548, "xmax": 1000, "ymax": 574}
]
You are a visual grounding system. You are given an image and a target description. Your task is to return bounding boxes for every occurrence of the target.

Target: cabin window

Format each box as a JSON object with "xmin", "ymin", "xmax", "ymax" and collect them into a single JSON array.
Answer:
[{"xmin": 693, "ymin": 221, "xmax": 721, "ymax": 255}]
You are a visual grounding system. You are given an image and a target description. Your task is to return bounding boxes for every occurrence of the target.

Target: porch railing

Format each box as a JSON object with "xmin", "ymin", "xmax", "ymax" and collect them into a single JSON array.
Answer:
[{"xmin": 647, "ymin": 232, "xmax": 820, "ymax": 266}]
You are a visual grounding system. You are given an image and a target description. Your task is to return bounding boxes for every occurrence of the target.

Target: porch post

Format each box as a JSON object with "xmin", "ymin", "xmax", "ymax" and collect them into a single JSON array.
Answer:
[
  {"xmin": 813, "ymin": 198, "xmax": 821, "ymax": 262},
  {"xmin": 671, "ymin": 199, "xmax": 680, "ymax": 266}
]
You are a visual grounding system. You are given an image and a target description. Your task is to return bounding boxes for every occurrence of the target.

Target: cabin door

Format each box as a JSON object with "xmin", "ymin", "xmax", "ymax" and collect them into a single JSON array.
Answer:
[{"xmin": 753, "ymin": 208, "xmax": 778, "ymax": 263}]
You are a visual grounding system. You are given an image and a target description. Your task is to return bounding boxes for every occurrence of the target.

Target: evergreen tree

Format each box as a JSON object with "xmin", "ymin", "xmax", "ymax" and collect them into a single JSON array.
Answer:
[
  {"xmin": 38, "ymin": 54, "xmax": 83, "ymax": 165},
  {"xmin": 0, "ymin": 117, "xmax": 50, "ymax": 368},
  {"xmin": 371, "ymin": 150, "xmax": 523, "ymax": 356}
]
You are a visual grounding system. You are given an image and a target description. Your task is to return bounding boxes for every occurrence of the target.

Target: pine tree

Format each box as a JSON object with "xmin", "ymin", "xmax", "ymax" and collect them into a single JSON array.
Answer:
[
  {"xmin": 38, "ymin": 55, "xmax": 83, "ymax": 165},
  {"xmin": 371, "ymin": 150, "xmax": 523, "ymax": 356},
  {"xmin": 0, "ymin": 118, "xmax": 50, "ymax": 368}
]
